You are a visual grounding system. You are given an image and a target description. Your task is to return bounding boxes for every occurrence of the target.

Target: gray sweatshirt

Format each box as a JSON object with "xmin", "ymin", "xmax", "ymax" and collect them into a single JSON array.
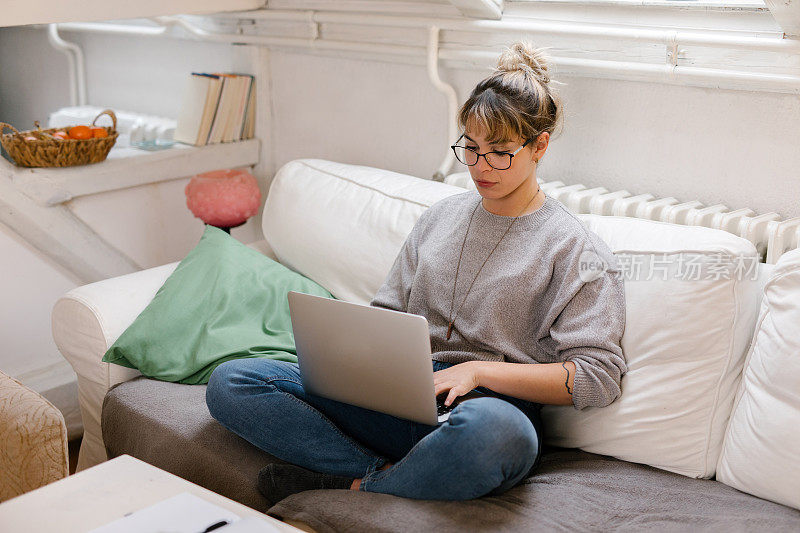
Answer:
[{"xmin": 369, "ymin": 190, "xmax": 627, "ymax": 410}]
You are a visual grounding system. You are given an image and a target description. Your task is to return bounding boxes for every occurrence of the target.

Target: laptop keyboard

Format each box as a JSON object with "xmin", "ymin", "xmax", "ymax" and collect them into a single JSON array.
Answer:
[
  {"xmin": 435, "ymin": 389, "xmax": 490, "ymax": 422},
  {"xmin": 436, "ymin": 393, "xmax": 456, "ymax": 422},
  {"xmin": 437, "ymin": 400, "xmax": 454, "ymax": 417}
]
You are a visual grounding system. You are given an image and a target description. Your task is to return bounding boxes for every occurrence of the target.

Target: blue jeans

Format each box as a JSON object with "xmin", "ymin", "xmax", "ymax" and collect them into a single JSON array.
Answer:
[{"xmin": 205, "ymin": 358, "xmax": 543, "ymax": 500}]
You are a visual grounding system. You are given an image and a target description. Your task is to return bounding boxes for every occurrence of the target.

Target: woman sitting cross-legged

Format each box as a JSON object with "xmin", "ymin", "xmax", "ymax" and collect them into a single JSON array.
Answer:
[{"xmin": 205, "ymin": 39, "xmax": 627, "ymax": 504}]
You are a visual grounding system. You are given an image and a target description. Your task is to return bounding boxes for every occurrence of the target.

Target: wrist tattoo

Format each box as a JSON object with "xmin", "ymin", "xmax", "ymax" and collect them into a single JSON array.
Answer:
[{"xmin": 562, "ymin": 362, "xmax": 573, "ymax": 395}]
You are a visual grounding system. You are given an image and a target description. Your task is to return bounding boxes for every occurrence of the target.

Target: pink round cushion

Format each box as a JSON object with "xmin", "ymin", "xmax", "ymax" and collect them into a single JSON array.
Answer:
[{"xmin": 185, "ymin": 169, "xmax": 261, "ymax": 227}]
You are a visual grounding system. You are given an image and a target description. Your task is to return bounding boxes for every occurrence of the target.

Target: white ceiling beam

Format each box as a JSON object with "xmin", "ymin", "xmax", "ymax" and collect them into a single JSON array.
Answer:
[
  {"xmin": 763, "ymin": 0, "xmax": 800, "ymax": 37},
  {"xmin": 448, "ymin": 0, "xmax": 503, "ymax": 20},
  {"xmin": 1, "ymin": 0, "xmax": 265, "ymax": 28},
  {"xmin": 0, "ymin": 173, "xmax": 141, "ymax": 284}
]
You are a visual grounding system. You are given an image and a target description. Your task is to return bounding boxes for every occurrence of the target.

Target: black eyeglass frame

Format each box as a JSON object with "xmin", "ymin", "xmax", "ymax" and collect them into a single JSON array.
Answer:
[{"xmin": 450, "ymin": 134, "xmax": 533, "ymax": 171}]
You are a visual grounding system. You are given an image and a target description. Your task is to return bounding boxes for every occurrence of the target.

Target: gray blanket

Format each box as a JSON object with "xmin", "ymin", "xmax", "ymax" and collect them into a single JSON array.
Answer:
[{"xmin": 103, "ymin": 377, "xmax": 800, "ymax": 532}]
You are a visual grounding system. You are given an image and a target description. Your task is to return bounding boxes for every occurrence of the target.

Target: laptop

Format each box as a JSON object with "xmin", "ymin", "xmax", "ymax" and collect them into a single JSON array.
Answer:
[{"xmin": 287, "ymin": 291, "xmax": 487, "ymax": 425}]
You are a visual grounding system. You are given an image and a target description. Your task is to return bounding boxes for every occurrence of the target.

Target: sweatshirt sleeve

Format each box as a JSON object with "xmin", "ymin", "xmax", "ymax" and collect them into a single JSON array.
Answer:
[
  {"xmin": 369, "ymin": 209, "xmax": 428, "ymax": 313},
  {"xmin": 551, "ymin": 268, "xmax": 628, "ymax": 410}
]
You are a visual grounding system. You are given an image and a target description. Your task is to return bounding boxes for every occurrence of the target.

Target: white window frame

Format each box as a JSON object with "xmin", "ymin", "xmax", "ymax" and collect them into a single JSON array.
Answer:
[
  {"xmin": 510, "ymin": 0, "xmax": 765, "ymax": 7},
  {"xmin": 507, "ymin": 0, "xmax": 798, "ymax": 37}
]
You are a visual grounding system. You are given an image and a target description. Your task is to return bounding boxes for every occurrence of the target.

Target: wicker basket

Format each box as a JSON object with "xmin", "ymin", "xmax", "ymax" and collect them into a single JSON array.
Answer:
[{"xmin": 0, "ymin": 109, "xmax": 119, "ymax": 168}]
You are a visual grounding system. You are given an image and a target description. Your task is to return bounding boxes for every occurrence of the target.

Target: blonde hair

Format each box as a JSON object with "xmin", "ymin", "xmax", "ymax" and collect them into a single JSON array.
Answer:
[{"xmin": 457, "ymin": 40, "xmax": 564, "ymax": 146}]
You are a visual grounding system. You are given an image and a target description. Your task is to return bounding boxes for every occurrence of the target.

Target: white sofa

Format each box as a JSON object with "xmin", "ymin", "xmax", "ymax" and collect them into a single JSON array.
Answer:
[{"xmin": 52, "ymin": 159, "xmax": 800, "ymax": 529}]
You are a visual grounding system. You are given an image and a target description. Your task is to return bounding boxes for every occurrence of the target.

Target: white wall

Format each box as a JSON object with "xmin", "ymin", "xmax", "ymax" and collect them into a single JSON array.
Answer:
[
  {"xmin": 4, "ymin": 24, "xmax": 798, "ymax": 213},
  {"xmin": 267, "ymin": 50, "xmax": 800, "ymax": 217},
  {"xmin": 1, "ymin": 20, "xmax": 798, "ymax": 434},
  {"xmin": 0, "ymin": 221, "xmax": 78, "ymax": 377},
  {"xmin": 0, "ymin": 26, "xmax": 263, "ymax": 434}
]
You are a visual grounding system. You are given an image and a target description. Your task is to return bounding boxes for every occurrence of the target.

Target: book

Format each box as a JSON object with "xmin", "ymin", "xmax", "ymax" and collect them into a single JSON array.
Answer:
[
  {"xmin": 227, "ymin": 74, "xmax": 253, "ymax": 143},
  {"xmin": 223, "ymin": 74, "xmax": 253, "ymax": 143},
  {"xmin": 175, "ymin": 72, "xmax": 255, "ymax": 146},
  {"xmin": 174, "ymin": 73, "xmax": 221, "ymax": 146},
  {"xmin": 207, "ymin": 73, "xmax": 239, "ymax": 145},
  {"xmin": 242, "ymin": 77, "xmax": 256, "ymax": 140},
  {"xmin": 197, "ymin": 75, "xmax": 223, "ymax": 145}
]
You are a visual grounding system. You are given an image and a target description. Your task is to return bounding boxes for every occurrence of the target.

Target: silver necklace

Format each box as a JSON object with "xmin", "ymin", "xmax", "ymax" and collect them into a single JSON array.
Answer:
[{"xmin": 446, "ymin": 187, "xmax": 542, "ymax": 340}]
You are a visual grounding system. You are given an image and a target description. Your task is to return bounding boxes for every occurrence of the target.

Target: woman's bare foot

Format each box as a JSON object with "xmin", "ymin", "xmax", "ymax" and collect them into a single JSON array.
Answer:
[{"xmin": 350, "ymin": 461, "xmax": 394, "ymax": 490}]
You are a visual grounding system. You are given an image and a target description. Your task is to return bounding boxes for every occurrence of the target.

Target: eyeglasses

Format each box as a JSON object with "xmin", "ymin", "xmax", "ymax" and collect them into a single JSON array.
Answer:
[{"xmin": 451, "ymin": 134, "xmax": 532, "ymax": 171}]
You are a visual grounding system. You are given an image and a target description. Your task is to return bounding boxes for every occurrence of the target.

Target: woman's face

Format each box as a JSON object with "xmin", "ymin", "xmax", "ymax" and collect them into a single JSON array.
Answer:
[{"xmin": 463, "ymin": 125, "xmax": 548, "ymax": 201}]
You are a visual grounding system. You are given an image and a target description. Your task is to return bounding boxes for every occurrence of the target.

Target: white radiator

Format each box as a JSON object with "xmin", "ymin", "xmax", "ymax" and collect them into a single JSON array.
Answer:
[{"xmin": 444, "ymin": 172, "xmax": 800, "ymax": 265}]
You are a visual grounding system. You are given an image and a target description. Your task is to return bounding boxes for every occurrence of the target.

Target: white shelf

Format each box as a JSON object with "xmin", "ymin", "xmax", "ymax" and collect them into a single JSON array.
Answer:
[{"xmin": 2, "ymin": 138, "xmax": 261, "ymax": 206}]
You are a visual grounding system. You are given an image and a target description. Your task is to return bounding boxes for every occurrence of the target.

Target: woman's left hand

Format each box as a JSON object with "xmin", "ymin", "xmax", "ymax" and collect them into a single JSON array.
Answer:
[{"xmin": 433, "ymin": 361, "xmax": 482, "ymax": 406}]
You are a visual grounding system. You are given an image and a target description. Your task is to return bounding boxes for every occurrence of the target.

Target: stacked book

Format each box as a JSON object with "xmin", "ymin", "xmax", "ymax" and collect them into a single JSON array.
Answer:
[{"xmin": 174, "ymin": 72, "xmax": 255, "ymax": 146}]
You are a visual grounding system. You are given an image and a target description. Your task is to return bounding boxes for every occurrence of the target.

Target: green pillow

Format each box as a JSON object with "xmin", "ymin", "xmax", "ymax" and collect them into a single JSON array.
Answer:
[{"xmin": 101, "ymin": 224, "xmax": 335, "ymax": 384}]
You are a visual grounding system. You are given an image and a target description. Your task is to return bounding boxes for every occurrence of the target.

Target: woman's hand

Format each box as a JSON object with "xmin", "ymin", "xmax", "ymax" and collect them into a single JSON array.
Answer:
[{"xmin": 433, "ymin": 361, "xmax": 482, "ymax": 406}]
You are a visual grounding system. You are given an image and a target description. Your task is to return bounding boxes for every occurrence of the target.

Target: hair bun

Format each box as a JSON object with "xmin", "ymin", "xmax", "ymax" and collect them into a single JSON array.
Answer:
[{"xmin": 496, "ymin": 40, "xmax": 551, "ymax": 84}]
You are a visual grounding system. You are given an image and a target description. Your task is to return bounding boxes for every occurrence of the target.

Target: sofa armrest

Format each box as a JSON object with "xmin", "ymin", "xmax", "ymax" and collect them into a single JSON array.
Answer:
[
  {"xmin": 51, "ymin": 260, "xmax": 180, "ymax": 471},
  {"xmin": 53, "ymin": 261, "xmax": 180, "ymax": 379},
  {"xmin": 51, "ymin": 239, "xmax": 275, "ymax": 471}
]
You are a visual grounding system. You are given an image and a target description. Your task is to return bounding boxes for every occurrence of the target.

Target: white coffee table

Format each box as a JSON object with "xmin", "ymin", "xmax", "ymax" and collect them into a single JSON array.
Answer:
[{"xmin": 0, "ymin": 454, "xmax": 308, "ymax": 532}]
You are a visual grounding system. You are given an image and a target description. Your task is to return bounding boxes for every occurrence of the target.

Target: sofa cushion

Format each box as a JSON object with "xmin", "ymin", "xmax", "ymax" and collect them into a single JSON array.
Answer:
[
  {"xmin": 271, "ymin": 448, "xmax": 800, "ymax": 533},
  {"xmin": 261, "ymin": 159, "xmax": 464, "ymax": 304},
  {"xmin": 101, "ymin": 224, "xmax": 334, "ymax": 384},
  {"xmin": 716, "ymin": 247, "xmax": 800, "ymax": 510},
  {"xmin": 261, "ymin": 158, "xmax": 768, "ymax": 479},
  {"xmin": 102, "ymin": 377, "xmax": 282, "ymax": 513},
  {"xmin": 540, "ymin": 215, "xmax": 766, "ymax": 479},
  {"xmin": 100, "ymin": 376, "xmax": 800, "ymax": 532}
]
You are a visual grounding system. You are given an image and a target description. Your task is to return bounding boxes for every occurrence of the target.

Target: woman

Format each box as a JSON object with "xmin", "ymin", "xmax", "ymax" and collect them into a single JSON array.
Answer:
[{"xmin": 205, "ymin": 40, "xmax": 627, "ymax": 504}]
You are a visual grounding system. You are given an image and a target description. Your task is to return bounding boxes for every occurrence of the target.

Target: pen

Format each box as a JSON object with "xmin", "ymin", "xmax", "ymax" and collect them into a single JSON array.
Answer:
[{"xmin": 201, "ymin": 520, "xmax": 229, "ymax": 532}]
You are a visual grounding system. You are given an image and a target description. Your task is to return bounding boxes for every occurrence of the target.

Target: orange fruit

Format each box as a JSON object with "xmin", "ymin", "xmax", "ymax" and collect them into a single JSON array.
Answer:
[
  {"xmin": 68, "ymin": 125, "xmax": 92, "ymax": 140},
  {"xmin": 90, "ymin": 126, "xmax": 108, "ymax": 138}
]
